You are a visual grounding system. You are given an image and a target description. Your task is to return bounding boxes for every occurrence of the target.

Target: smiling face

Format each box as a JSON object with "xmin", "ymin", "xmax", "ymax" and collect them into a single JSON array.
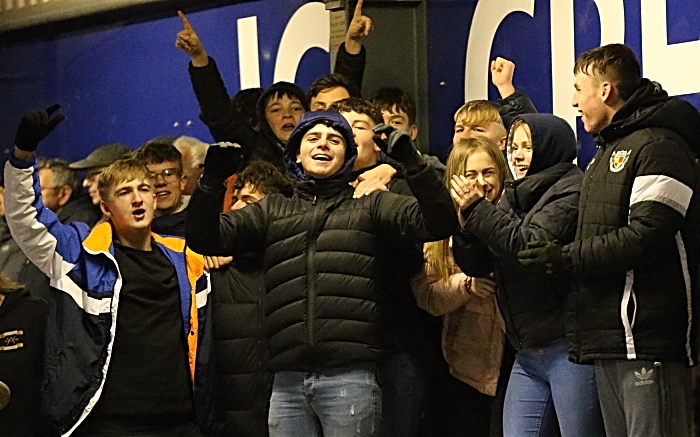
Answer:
[
  {"xmin": 453, "ymin": 120, "xmax": 506, "ymax": 149},
  {"xmin": 310, "ymin": 86, "xmax": 351, "ymax": 111},
  {"xmin": 572, "ymin": 70, "xmax": 612, "ymax": 134},
  {"xmin": 509, "ymin": 123, "xmax": 533, "ymax": 179},
  {"xmin": 100, "ymin": 178, "xmax": 156, "ymax": 235},
  {"xmin": 146, "ymin": 160, "xmax": 185, "ymax": 216},
  {"xmin": 296, "ymin": 123, "xmax": 347, "ymax": 179},
  {"xmin": 339, "ymin": 110, "xmax": 379, "ymax": 171},
  {"xmin": 265, "ymin": 94, "xmax": 305, "ymax": 142},
  {"xmin": 464, "ymin": 151, "xmax": 502, "ymax": 203}
]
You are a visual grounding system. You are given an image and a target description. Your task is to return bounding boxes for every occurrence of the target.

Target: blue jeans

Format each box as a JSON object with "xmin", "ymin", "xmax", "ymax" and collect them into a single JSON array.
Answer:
[
  {"xmin": 503, "ymin": 339, "xmax": 605, "ymax": 437},
  {"xmin": 268, "ymin": 366, "xmax": 381, "ymax": 437}
]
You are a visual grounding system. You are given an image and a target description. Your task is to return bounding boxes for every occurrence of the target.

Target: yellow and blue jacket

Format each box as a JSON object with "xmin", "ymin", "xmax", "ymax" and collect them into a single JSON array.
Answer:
[{"xmin": 4, "ymin": 155, "xmax": 213, "ymax": 436}]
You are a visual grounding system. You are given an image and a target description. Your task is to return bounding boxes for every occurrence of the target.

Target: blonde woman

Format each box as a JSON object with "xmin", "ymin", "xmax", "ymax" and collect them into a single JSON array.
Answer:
[
  {"xmin": 452, "ymin": 114, "xmax": 604, "ymax": 437},
  {"xmin": 412, "ymin": 137, "xmax": 509, "ymax": 436}
]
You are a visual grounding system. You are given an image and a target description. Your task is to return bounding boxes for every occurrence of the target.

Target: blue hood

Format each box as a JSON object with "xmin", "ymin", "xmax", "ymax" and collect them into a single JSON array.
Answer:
[
  {"xmin": 283, "ymin": 110, "xmax": 358, "ymax": 182},
  {"xmin": 509, "ymin": 113, "xmax": 577, "ymax": 178}
]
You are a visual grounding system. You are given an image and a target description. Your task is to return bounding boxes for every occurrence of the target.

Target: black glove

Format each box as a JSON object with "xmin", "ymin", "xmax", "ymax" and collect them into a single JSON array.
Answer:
[
  {"xmin": 517, "ymin": 240, "xmax": 566, "ymax": 275},
  {"xmin": 372, "ymin": 124, "xmax": 424, "ymax": 174},
  {"xmin": 15, "ymin": 104, "xmax": 66, "ymax": 152},
  {"xmin": 200, "ymin": 141, "xmax": 245, "ymax": 188}
]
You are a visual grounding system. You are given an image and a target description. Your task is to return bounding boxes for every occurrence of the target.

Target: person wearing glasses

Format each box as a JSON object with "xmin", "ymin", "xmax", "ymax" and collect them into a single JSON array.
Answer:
[
  {"xmin": 69, "ymin": 143, "xmax": 132, "ymax": 207},
  {"xmin": 134, "ymin": 141, "xmax": 190, "ymax": 237}
]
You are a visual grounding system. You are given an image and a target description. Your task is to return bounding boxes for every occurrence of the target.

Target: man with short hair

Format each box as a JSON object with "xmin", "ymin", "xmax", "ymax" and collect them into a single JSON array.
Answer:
[
  {"xmin": 307, "ymin": 73, "xmax": 359, "ymax": 112},
  {"xmin": 69, "ymin": 143, "xmax": 132, "ymax": 205},
  {"xmin": 368, "ymin": 87, "xmax": 419, "ymax": 140},
  {"xmin": 134, "ymin": 141, "xmax": 189, "ymax": 236},
  {"xmin": 186, "ymin": 110, "xmax": 457, "ymax": 437},
  {"xmin": 452, "ymin": 100, "xmax": 508, "ymax": 150},
  {"xmin": 6, "ymin": 105, "xmax": 213, "ymax": 436},
  {"xmin": 519, "ymin": 43, "xmax": 700, "ymax": 437},
  {"xmin": 38, "ymin": 158, "xmax": 102, "ymax": 227}
]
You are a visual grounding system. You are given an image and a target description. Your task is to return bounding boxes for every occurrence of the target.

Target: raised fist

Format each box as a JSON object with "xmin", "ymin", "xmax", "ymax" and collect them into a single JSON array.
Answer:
[{"xmin": 15, "ymin": 104, "xmax": 65, "ymax": 152}]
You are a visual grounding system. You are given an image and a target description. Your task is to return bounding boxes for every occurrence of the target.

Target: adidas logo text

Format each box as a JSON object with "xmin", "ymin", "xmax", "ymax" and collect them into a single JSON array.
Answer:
[{"xmin": 634, "ymin": 367, "xmax": 655, "ymax": 386}]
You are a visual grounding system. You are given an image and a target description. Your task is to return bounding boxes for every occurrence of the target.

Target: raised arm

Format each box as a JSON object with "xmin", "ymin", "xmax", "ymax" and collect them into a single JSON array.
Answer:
[
  {"xmin": 5, "ymin": 106, "xmax": 86, "ymax": 279},
  {"xmin": 451, "ymin": 170, "xmax": 580, "ymax": 264},
  {"xmin": 185, "ymin": 143, "xmax": 265, "ymax": 256},
  {"xmin": 371, "ymin": 126, "xmax": 458, "ymax": 241},
  {"xmin": 490, "ymin": 57, "xmax": 538, "ymax": 129},
  {"xmin": 177, "ymin": 11, "xmax": 232, "ymax": 135},
  {"xmin": 333, "ymin": 0, "xmax": 373, "ymax": 94}
]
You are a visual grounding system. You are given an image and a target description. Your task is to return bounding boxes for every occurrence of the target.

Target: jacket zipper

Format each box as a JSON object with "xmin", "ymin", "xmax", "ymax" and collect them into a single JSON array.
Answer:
[{"xmin": 306, "ymin": 185, "xmax": 319, "ymax": 349}]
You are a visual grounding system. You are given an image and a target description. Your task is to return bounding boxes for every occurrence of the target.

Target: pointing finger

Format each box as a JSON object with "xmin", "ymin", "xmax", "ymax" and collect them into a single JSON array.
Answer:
[
  {"xmin": 353, "ymin": 0, "xmax": 364, "ymax": 19},
  {"xmin": 178, "ymin": 10, "xmax": 193, "ymax": 31}
]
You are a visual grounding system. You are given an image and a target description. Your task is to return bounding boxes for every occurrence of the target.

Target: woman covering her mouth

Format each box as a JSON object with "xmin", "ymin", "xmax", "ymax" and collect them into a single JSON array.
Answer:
[{"xmin": 451, "ymin": 115, "xmax": 606, "ymax": 437}]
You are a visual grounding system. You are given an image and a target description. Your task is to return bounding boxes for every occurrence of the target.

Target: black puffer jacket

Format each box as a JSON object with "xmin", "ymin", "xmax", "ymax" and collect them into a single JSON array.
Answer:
[
  {"xmin": 562, "ymin": 79, "xmax": 700, "ymax": 365},
  {"xmin": 454, "ymin": 113, "xmax": 582, "ymax": 349},
  {"xmin": 187, "ymin": 121, "xmax": 457, "ymax": 372},
  {"xmin": 209, "ymin": 253, "xmax": 271, "ymax": 437}
]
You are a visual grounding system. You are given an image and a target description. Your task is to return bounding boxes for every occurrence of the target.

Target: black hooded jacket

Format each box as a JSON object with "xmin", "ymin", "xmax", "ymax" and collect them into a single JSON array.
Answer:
[
  {"xmin": 561, "ymin": 79, "xmax": 700, "ymax": 365},
  {"xmin": 453, "ymin": 113, "xmax": 582, "ymax": 349},
  {"xmin": 186, "ymin": 111, "xmax": 457, "ymax": 371}
]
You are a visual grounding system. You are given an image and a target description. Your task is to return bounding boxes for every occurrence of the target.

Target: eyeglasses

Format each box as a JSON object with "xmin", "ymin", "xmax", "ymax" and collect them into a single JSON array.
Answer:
[{"xmin": 148, "ymin": 168, "xmax": 181, "ymax": 182}]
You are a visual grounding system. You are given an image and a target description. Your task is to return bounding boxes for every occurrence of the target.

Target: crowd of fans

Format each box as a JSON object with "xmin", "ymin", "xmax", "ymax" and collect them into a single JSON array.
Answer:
[{"xmin": 1, "ymin": 2, "xmax": 700, "ymax": 437}]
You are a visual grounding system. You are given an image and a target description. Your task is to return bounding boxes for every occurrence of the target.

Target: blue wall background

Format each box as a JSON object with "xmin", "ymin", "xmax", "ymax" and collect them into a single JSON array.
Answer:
[
  {"xmin": 426, "ymin": 0, "xmax": 700, "ymax": 163},
  {"xmin": 1, "ymin": 0, "xmax": 700, "ymax": 167},
  {"xmin": 0, "ymin": 0, "xmax": 329, "ymax": 161}
]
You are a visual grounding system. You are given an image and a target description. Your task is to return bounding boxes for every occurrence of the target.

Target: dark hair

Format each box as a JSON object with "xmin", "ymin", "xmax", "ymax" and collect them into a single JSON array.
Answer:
[
  {"xmin": 38, "ymin": 158, "xmax": 80, "ymax": 193},
  {"xmin": 367, "ymin": 87, "xmax": 417, "ymax": 126},
  {"xmin": 230, "ymin": 87, "xmax": 264, "ymax": 129},
  {"xmin": 574, "ymin": 43, "xmax": 641, "ymax": 102},
  {"xmin": 134, "ymin": 141, "xmax": 183, "ymax": 170},
  {"xmin": 328, "ymin": 98, "xmax": 383, "ymax": 125},
  {"xmin": 234, "ymin": 160, "xmax": 294, "ymax": 197},
  {"xmin": 256, "ymin": 82, "xmax": 309, "ymax": 142},
  {"xmin": 307, "ymin": 73, "xmax": 359, "ymax": 102}
]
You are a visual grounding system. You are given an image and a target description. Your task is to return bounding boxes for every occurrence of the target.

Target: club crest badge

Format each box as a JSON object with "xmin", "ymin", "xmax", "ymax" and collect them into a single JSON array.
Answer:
[{"xmin": 609, "ymin": 150, "xmax": 631, "ymax": 172}]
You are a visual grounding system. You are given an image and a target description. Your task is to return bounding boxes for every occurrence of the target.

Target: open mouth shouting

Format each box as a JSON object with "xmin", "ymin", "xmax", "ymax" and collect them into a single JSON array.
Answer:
[{"xmin": 132, "ymin": 207, "xmax": 147, "ymax": 221}]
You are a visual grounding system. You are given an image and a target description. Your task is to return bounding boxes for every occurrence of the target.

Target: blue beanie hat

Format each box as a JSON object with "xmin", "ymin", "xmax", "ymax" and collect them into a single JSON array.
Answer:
[{"xmin": 284, "ymin": 110, "xmax": 358, "ymax": 181}]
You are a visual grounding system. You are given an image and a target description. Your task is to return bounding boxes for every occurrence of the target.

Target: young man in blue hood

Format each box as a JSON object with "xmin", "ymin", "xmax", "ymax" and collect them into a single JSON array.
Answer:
[
  {"xmin": 186, "ymin": 110, "xmax": 457, "ymax": 437},
  {"xmin": 519, "ymin": 44, "xmax": 700, "ymax": 437}
]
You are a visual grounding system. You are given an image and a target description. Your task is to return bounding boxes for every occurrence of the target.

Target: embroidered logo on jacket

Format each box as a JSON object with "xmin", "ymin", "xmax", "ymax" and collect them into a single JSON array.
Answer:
[
  {"xmin": 0, "ymin": 330, "xmax": 24, "ymax": 351},
  {"xmin": 634, "ymin": 367, "xmax": 654, "ymax": 386},
  {"xmin": 609, "ymin": 150, "xmax": 631, "ymax": 172}
]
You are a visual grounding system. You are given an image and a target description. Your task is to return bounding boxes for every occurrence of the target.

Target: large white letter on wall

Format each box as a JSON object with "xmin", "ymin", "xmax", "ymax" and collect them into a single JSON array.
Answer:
[
  {"xmin": 551, "ymin": 0, "xmax": 624, "ymax": 132},
  {"xmin": 274, "ymin": 2, "xmax": 330, "ymax": 83},
  {"xmin": 464, "ymin": 0, "xmax": 535, "ymax": 102},
  {"xmin": 237, "ymin": 16, "xmax": 261, "ymax": 89},
  {"xmin": 641, "ymin": 0, "xmax": 700, "ymax": 96}
]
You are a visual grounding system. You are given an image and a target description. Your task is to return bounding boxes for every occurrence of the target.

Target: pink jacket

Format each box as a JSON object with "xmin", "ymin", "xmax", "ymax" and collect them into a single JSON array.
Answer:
[{"xmin": 412, "ymin": 265, "xmax": 505, "ymax": 396}]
